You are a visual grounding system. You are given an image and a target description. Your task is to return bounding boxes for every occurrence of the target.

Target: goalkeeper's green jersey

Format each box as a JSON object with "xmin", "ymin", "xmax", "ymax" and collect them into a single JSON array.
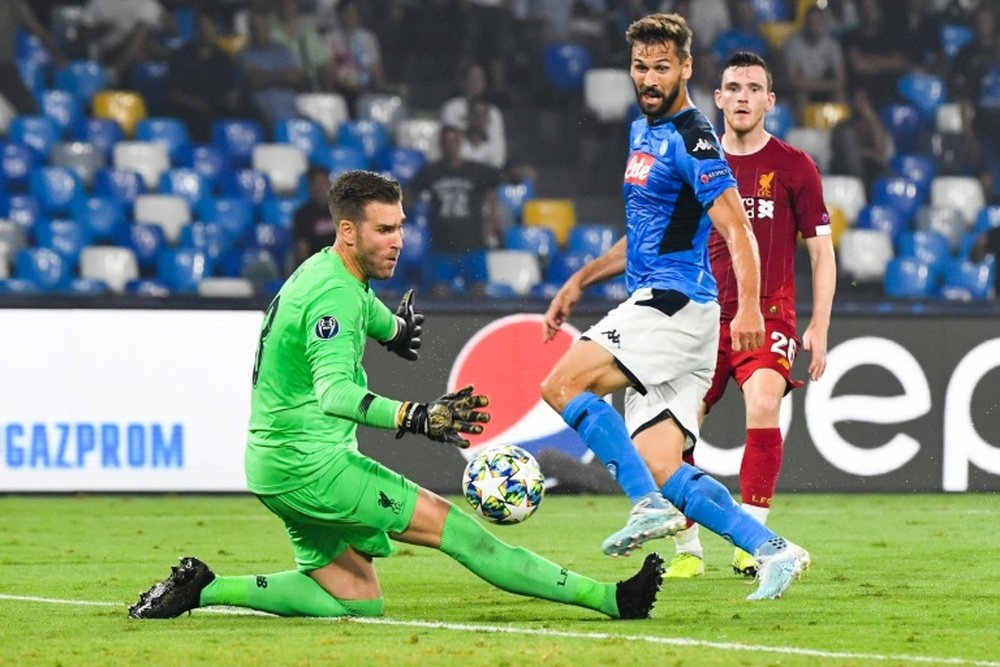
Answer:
[{"xmin": 245, "ymin": 249, "xmax": 403, "ymax": 494}]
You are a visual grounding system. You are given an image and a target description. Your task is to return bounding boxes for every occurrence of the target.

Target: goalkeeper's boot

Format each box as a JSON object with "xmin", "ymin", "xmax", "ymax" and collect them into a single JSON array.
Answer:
[
  {"xmin": 129, "ymin": 556, "xmax": 215, "ymax": 619},
  {"xmin": 746, "ymin": 538, "xmax": 810, "ymax": 601},
  {"xmin": 614, "ymin": 552, "xmax": 665, "ymax": 619},
  {"xmin": 602, "ymin": 494, "xmax": 686, "ymax": 557},
  {"xmin": 731, "ymin": 547, "xmax": 758, "ymax": 577},
  {"xmin": 664, "ymin": 552, "xmax": 705, "ymax": 578}
]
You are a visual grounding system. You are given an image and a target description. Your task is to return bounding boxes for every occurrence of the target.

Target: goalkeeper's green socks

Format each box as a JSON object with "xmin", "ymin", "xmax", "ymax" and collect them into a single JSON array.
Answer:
[
  {"xmin": 199, "ymin": 570, "xmax": 383, "ymax": 617},
  {"xmin": 438, "ymin": 505, "xmax": 619, "ymax": 617}
]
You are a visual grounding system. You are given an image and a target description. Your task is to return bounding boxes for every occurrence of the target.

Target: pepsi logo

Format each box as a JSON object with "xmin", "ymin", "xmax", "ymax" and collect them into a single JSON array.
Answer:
[{"xmin": 623, "ymin": 152, "xmax": 654, "ymax": 186}]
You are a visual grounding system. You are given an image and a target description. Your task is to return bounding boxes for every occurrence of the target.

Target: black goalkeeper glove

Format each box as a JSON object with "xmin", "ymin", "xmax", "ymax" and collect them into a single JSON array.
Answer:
[
  {"xmin": 381, "ymin": 289, "xmax": 423, "ymax": 361},
  {"xmin": 395, "ymin": 385, "xmax": 491, "ymax": 448}
]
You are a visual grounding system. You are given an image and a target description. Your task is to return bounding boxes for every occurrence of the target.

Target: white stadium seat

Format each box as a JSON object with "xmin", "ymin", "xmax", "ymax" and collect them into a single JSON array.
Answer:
[
  {"xmin": 930, "ymin": 176, "xmax": 985, "ymax": 225},
  {"xmin": 295, "ymin": 92, "xmax": 350, "ymax": 140},
  {"xmin": 822, "ymin": 175, "xmax": 867, "ymax": 224},
  {"xmin": 79, "ymin": 246, "xmax": 139, "ymax": 294},
  {"xmin": 113, "ymin": 141, "xmax": 170, "ymax": 190},
  {"xmin": 838, "ymin": 228, "xmax": 894, "ymax": 282},
  {"xmin": 584, "ymin": 68, "xmax": 635, "ymax": 122},
  {"xmin": 486, "ymin": 249, "xmax": 542, "ymax": 295},
  {"xmin": 134, "ymin": 194, "xmax": 191, "ymax": 244},
  {"xmin": 252, "ymin": 143, "xmax": 307, "ymax": 197}
]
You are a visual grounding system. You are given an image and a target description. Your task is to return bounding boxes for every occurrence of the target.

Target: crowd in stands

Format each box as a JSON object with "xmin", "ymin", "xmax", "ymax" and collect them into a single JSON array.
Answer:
[{"xmin": 0, "ymin": 0, "xmax": 998, "ymax": 302}]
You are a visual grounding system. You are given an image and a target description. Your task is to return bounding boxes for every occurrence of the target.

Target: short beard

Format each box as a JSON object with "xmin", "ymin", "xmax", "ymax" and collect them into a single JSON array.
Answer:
[{"xmin": 636, "ymin": 80, "xmax": 682, "ymax": 120}]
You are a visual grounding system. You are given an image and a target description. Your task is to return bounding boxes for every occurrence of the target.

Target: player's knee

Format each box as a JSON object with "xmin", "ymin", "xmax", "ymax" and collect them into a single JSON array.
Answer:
[
  {"xmin": 745, "ymin": 393, "xmax": 782, "ymax": 424},
  {"xmin": 540, "ymin": 374, "xmax": 571, "ymax": 412}
]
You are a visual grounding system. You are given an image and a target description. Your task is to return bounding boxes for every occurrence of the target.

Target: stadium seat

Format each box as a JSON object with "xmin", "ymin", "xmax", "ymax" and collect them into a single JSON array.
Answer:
[
  {"xmin": 897, "ymin": 73, "xmax": 947, "ymax": 122},
  {"xmin": 118, "ymin": 222, "xmax": 167, "ymax": 272},
  {"xmin": 1, "ymin": 193, "xmax": 42, "ymax": 238},
  {"xmin": 0, "ymin": 278, "xmax": 42, "ymax": 294},
  {"xmin": 505, "ymin": 225, "xmax": 558, "ymax": 265},
  {"xmin": 915, "ymin": 206, "xmax": 968, "ymax": 251},
  {"xmin": 136, "ymin": 117, "xmax": 192, "ymax": 162},
  {"xmin": 883, "ymin": 257, "xmax": 936, "ymax": 299},
  {"xmin": 92, "ymin": 90, "xmax": 149, "ymax": 137},
  {"xmin": 159, "ymin": 168, "xmax": 211, "ymax": 210},
  {"xmin": 498, "ymin": 179, "xmax": 536, "ymax": 224},
  {"xmin": 974, "ymin": 206, "xmax": 1000, "ymax": 234},
  {"xmin": 125, "ymin": 278, "xmax": 170, "ymax": 297},
  {"xmin": 113, "ymin": 141, "xmax": 170, "ymax": 190},
  {"xmin": 295, "ymin": 92, "xmax": 350, "ymax": 139},
  {"xmin": 855, "ymin": 205, "xmax": 906, "ymax": 245},
  {"xmin": 0, "ymin": 220, "xmax": 28, "ymax": 257},
  {"xmin": 940, "ymin": 258, "xmax": 995, "ymax": 301},
  {"xmin": 890, "ymin": 153, "xmax": 937, "ymax": 197},
  {"xmin": 337, "ymin": 120, "xmax": 390, "ymax": 166},
  {"xmin": 827, "ymin": 205, "xmax": 849, "ymax": 248},
  {"xmin": 79, "ymin": 246, "xmax": 139, "ymax": 294},
  {"xmin": 220, "ymin": 169, "xmax": 274, "ymax": 209},
  {"xmin": 486, "ymin": 249, "xmax": 542, "ymax": 295},
  {"xmin": 380, "ymin": 147, "xmax": 427, "ymax": 186},
  {"xmin": 211, "ymin": 119, "xmax": 265, "ymax": 167},
  {"xmin": 252, "ymin": 144, "xmax": 307, "ymax": 197},
  {"xmin": 318, "ymin": 145, "xmax": 367, "ymax": 177},
  {"xmin": 935, "ymin": 103, "xmax": 963, "ymax": 134},
  {"xmin": 16, "ymin": 29, "xmax": 50, "ymax": 65},
  {"xmin": 178, "ymin": 144, "xmax": 230, "ymax": 188},
  {"xmin": 764, "ymin": 102, "xmax": 794, "ymax": 140},
  {"xmin": 197, "ymin": 197, "xmax": 255, "ymax": 245},
  {"xmin": 273, "ymin": 118, "xmax": 329, "ymax": 162},
  {"xmin": 71, "ymin": 196, "xmax": 126, "ymax": 243},
  {"xmin": 940, "ymin": 24, "xmax": 973, "ymax": 62},
  {"xmin": 236, "ymin": 247, "xmax": 282, "ymax": 288},
  {"xmin": 67, "ymin": 277, "xmax": 112, "ymax": 295},
  {"xmin": 801, "ymin": 102, "xmax": 851, "ymax": 130},
  {"xmin": 0, "ymin": 246, "xmax": 8, "ymax": 279},
  {"xmin": 584, "ymin": 68, "xmax": 635, "ymax": 122},
  {"xmin": 897, "ymin": 229, "xmax": 953, "ymax": 270},
  {"xmin": 74, "ymin": 117, "xmax": 124, "ymax": 160},
  {"xmin": 252, "ymin": 223, "xmax": 291, "ymax": 263},
  {"xmin": 837, "ymin": 228, "xmax": 894, "ymax": 282},
  {"xmin": 179, "ymin": 221, "xmax": 231, "ymax": 263},
  {"xmin": 523, "ymin": 199, "xmax": 576, "ymax": 246},
  {"xmin": 0, "ymin": 96, "xmax": 17, "ymax": 139},
  {"xmin": 16, "ymin": 57, "xmax": 48, "ymax": 106},
  {"xmin": 49, "ymin": 141, "xmax": 106, "ymax": 188},
  {"xmin": 879, "ymin": 104, "xmax": 924, "ymax": 154},
  {"xmin": 29, "ymin": 166, "xmax": 83, "ymax": 216},
  {"xmin": 157, "ymin": 248, "xmax": 209, "ymax": 293},
  {"xmin": 355, "ymin": 93, "xmax": 408, "ymax": 130},
  {"xmin": 393, "ymin": 222, "xmax": 429, "ymax": 282},
  {"xmin": 197, "ymin": 276, "xmax": 255, "ymax": 298},
  {"xmin": 9, "ymin": 115, "xmax": 59, "ymax": 159},
  {"xmin": 394, "ymin": 119, "xmax": 442, "ymax": 162},
  {"xmin": 260, "ymin": 197, "xmax": 300, "ymax": 229},
  {"xmin": 821, "ymin": 175, "xmax": 867, "ymax": 224},
  {"xmin": 93, "ymin": 168, "xmax": 145, "ymax": 208},
  {"xmin": 0, "ymin": 141, "xmax": 35, "ymax": 191},
  {"xmin": 40, "ymin": 90, "xmax": 82, "ymax": 137},
  {"xmin": 54, "ymin": 60, "xmax": 108, "ymax": 104},
  {"xmin": 15, "ymin": 247, "xmax": 70, "ymax": 291},
  {"xmin": 547, "ymin": 251, "xmax": 595, "ymax": 284},
  {"xmin": 134, "ymin": 193, "xmax": 192, "ymax": 244},
  {"xmin": 785, "ymin": 127, "xmax": 831, "ymax": 173},
  {"xmin": 930, "ymin": 176, "xmax": 985, "ymax": 225},
  {"xmin": 36, "ymin": 219, "xmax": 87, "ymax": 266},
  {"xmin": 543, "ymin": 43, "xmax": 593, "ymax": 92},
  {"xmin": 128, "ymin": 60, "xmax": 169, "ymax": 115},
  {"xmin": 871, "ymin": 176, "xmax": 923, "ymax": 225},
  {"xmin": 567, "ymin": 223, "xmax": 616, "ymax": 256}
]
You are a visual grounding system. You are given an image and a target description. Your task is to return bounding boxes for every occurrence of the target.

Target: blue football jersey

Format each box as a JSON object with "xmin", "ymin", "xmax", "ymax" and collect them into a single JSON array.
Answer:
[{"xmin": 622, "ymin": 106, "xmax": 737, "ymax": 302}]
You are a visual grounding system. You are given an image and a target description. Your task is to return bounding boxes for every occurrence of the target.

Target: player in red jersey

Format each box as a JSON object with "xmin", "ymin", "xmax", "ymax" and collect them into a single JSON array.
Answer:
[{"xmin": 664, "ymin": 51, "xmax": 837, "ymax": 578}]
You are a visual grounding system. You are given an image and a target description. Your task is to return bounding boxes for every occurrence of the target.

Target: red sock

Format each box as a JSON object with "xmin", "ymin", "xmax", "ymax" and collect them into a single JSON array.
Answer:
[
  {"xmin": 739, "ymin": 428, "xmax": 783, "ymax": 508},
  {"xmin": 681, "ymin": 451, "xmax": 696, "ymax": 528}
]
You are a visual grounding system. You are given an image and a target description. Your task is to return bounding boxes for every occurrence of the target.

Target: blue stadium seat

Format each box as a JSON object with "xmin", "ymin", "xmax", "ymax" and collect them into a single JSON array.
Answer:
[
  {"xmin": 15, "ymin": 28, "xmax": 49, "ymax": 65},
  {"xmin": 16, "ymin": 58, "xmax": 47, "ymax": 105},
  {"xmin": 159, "ymin": 168, "xmax": 210, "ymax": 210},
  {"xmin": 597, "ymin": 276, "xmax": 629, "ymax": 301},
  {"xmin": 179, "ymin": 221, "xmax": 231, "ymax": 263},
  {"xmin": 128, "ymin": 60, "xmax": 169, "ymax": 115},
  {"xmin": 9, "ymin": 115, "xmax": 59, "ymax": 159},
  {"xmin": 897, "ymin": 73, "xmax": 947, "ymax": 122},
  {"xmin": 220, "ymin": 169, "xmax": 273, "ymax": 210},
  {"xmin": 177, "ymin": 144, "xmax": 230, "ymax": 188},
  {"xmin": 883, "ymin": 257, "xmax": 936, "ymax": 298},
  {"xmin": 322, "ymin": 145, "xmax": 368, "ymax": 175},
  {"xmin": 940, "ymin": 24, "xmax": 973, "ymax": 62},
  {"xmin": 74, "ymin": 117, "xmax": 124, "ymax": 160},
  {"xmin": 505, "ymin": 225, "xmax": 558, "ymax": 263},
  {"xmin": 0, "ymin": 193, "xmax": 43, "ymax": 238},
  {"xmin": 879, "ymin": 104, "xmax": 924, "ymax": 154},
  {"xmin": 71, "ymin": 196, "xmax": 126, "ymax": 243},
  {"xmin": 54, "ymin": 60, "xmax": 108, "ymax": 104},
  {"xmin": 253, "ymin": 223, "xmax": 291, "ymax": 262},
  {"xmin": 231, "ymin": 247, "xmax": 282, "ymax": 285},
  {"xmin": 897, "ymin": 230, "xmax": 952, "ymax": 270},
  {"xmin": 93, "ymin": 168, "xmax": 145, "ymax": 209},
  {"xmin": 157, "ymin": 248, "xmax": 209, "ymax": 293},
  {"xmin": 567, "ymin": 224, "xmax": 616, "ymax": 256},
  {"xmin": 211, "ymin": 119, "xmax": 265, "ymax": 167},
  {"xmin": 940, "ymin": 259, "xmax": 995, "ymax": 301},
  {"xmin": 67, "ymin": 278, "xmax": 111, "ymax": 295},
  {"xmin": 118, "ymin": 222, "xmax": 167, "ymax": 272},
  {"xmin": 547, "ymin": 251, "xmax": 595, "ymax": 284},
  {"xmin": 35, "ymin": 219, "xmax": 87, "ymax": 266},
  {"xmin": 197, "ymin": 198, "xmax": 255, "ymax": 245},
  {"xmin": 543, "ymin": 43, "xmax": 593, "ymax": 91},
  {"xmin": 0, "ymin": 142, "xmax": 36, "ymax": 191},
  {"xmin": 273, "ymin": 118, "xmax": 329, "ymax": 162},
  {"xmin": 871, "ymin": 176, "xmax": 924, "ymax": 225},
  {"xmin": 337, "ymin": 120, "xmax": 390, "ymax": 166},
  {"xmin": 974, "ymin": 206, "xmax": 1000, "ymax": 234},
  {"xmin": 764, "ymin": 102, "xmax": 794, "ymax": 140},
  {"xmin": 260, "ymin": 197, "xmax": 300, "ymax": 229},
  {"xmin": 29, "ymin": 166, "xmax": 83, "ymax": 216},
  {"xmin": 136, "ymin": 117, "xmax": 192, "ymax": 162},
  {"xmin": 890, "ymin": 154, "xmax": 937, "ymax": 197},
  {"xmin": 484, "ymin": 282, "xmax": 518, "ymax": 298},
  {"xmin": 497, "ymin": 179, "xmax": 536, "ymax": 225},
  {"xmin": 40, "ymin": 90, "xmax": 82, "ymax": 138},
  {"xmin": 381, "ymin": 147, "xmax": 427, "ymax": 186},
  {"xmin": 0, "ymin": 278, "xmax": 43, "ymax": 294},
  {"xmin": 15, "ymin": 247, "xmax": 71, "ymax": 291},
  {"xmin": 125, "ymin": 278, "xmax": 171, "ymax": 297},
  {"xmin": 854, "ymin": 205, "xmax": 907, "ymax": 245},
  {"xmin": 398, "ymin": 223, "xmax": 430, "ymax": 280}
]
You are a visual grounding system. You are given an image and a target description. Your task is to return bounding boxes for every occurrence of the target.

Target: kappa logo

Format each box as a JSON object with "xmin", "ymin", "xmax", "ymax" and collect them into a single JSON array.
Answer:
[
  {"xmin": 624, "ymin": 152, "xmax": 655, "ymax": 186},
  {"xmin": 601, "ymin": 328, "xmax": 622, "ymax": 347},
  {"xmin": 692, "ymin": 137, "xmax": 716, "ymax": 153}
]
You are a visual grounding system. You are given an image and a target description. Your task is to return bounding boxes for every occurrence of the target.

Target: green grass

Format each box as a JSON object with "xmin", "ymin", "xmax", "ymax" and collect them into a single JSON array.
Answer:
[{"xmin": 2, "ymin": 494, "xmax": 999, "ymax": 667}]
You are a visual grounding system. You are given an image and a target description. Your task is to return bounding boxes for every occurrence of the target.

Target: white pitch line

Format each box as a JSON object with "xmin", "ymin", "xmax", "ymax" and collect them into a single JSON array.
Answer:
[{"xmin": 1, "ymin": 593, "xmax": 997, "ymax": 667}]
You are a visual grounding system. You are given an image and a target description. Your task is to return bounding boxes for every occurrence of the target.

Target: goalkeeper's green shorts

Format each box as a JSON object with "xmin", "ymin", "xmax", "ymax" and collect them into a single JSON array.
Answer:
[{"xmin": 257, "ymin": 447, "xmax": 419, "ymax": 571}]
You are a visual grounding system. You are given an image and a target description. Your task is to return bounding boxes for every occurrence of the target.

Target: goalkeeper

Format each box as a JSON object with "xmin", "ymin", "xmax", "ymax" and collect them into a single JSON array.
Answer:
[{"xmin": 129, "ymin": 170, "xmax": 663, "ymax": 621}]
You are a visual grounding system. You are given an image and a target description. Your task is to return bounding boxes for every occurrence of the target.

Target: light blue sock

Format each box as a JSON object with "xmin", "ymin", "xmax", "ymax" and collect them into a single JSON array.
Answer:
[
  {"xmin": 562, "ymin": 392, "xmax": 661, "ymax": 505},
  {"xmin": 661, "ymin": 463, "xmax": 775, "ymax": 553}
]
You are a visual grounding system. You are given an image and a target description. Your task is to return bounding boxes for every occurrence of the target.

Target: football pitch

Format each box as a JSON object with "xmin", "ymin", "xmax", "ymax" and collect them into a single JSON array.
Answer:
[{"xmin": 1, "ymin": 493, "xmax": 998, "ymax": 667}]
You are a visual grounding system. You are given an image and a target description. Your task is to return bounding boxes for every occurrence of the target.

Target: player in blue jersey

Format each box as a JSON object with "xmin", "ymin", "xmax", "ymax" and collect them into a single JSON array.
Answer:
[{"xmin": 541, "ymin": 13, "xmax": 809, "ymax": 600}]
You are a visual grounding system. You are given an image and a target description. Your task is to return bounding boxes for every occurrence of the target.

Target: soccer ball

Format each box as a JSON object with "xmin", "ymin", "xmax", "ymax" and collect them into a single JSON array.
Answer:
[{"xmin": 462, "ymin": 445, "xmax": 544, "ymax": 524}]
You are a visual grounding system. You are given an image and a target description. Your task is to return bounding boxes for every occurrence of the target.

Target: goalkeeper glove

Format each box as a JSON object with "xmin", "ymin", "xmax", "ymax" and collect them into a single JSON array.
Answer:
[
  {"xmin": 396, "ymin": 385, "xmax": 490, "ymax": 448},
  {"xmin": 381, "ymin": 289, "xmax": 423, "ymax": 361}
]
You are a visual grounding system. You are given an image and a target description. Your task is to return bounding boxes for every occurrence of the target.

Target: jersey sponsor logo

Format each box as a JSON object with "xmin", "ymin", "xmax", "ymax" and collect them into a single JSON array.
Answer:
[
  {"xmin": 741, "ymin": 196, "xmax": 774, "ymax": 220},
  {"xmin": 624, "ymin": 152, "xmax": 655, "ymax": 186},
  {"xmin": 700, "ymin": 167, "xmax": 730, "ymax": 184},
  {"xmin": 756, "ymin": 171, "xmax": 776, "ymax": 198},
  {"xmin": 314, "ymin": 316, "xmax": 340, "ymax": 339}
]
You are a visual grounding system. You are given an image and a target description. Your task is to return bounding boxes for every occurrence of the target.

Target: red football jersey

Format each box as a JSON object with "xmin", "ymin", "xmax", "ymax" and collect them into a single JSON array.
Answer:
[{"xmin": 710, "ymin": 135, "xmax": 830, "ymax": 324}]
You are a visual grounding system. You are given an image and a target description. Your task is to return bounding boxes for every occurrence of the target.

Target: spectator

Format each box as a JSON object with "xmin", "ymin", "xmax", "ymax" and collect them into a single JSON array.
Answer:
[
  {"xmin": 658, "ymin": 0, "xmax": 729, "ymax": 56},
  {"xmin": 78, "ymin": 0, "xmax": 170, "ymax": 85},
  {"xmin": 886, "ymin": 0, "xmax": 945, "ymax": 73},
  {"xmin": 782, "ymin": 6, "xmax": 847, "ymax": 114},
  {"xmin": 323, "ymin": 0, "xmax": 385, "ymax": 114},
  {"xmin": 823, "ymin": 0, "xmax": 858, "ymax": 38},
  {"xmin": 292, "ymin": 166, "xmax": 337, "ymax": 270},
  {"xmin": 408, "ymin": 125, "xmax": 503, "ymax": 295},
  {"xmin": 710, "ymin": 0, "xmax": 768, "ymax": 66},
  {"xmin": 841, "ymin": 0, "xmax": 910, "ymax": 111},
  {"xmin": 167, "ymin": 8, "xmax": 246, "ymax": 143},
  {"xmin": 0, "ymin": 1, "xmax": 66, "ymax": 114},
  {"xmin": 460, "ymin": 94, "xmax": 507, "ymax": 169},
  {"xmin": 969, "ymin": 224, "xmax": 1000, "ymax": 296},
  {"xmin": 270, "ymin": 0, "xmax": 329, "ymax": 91},
  {"xmin": 238, "ymin": 8, "xmax": 307, "ymax": 126}
]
